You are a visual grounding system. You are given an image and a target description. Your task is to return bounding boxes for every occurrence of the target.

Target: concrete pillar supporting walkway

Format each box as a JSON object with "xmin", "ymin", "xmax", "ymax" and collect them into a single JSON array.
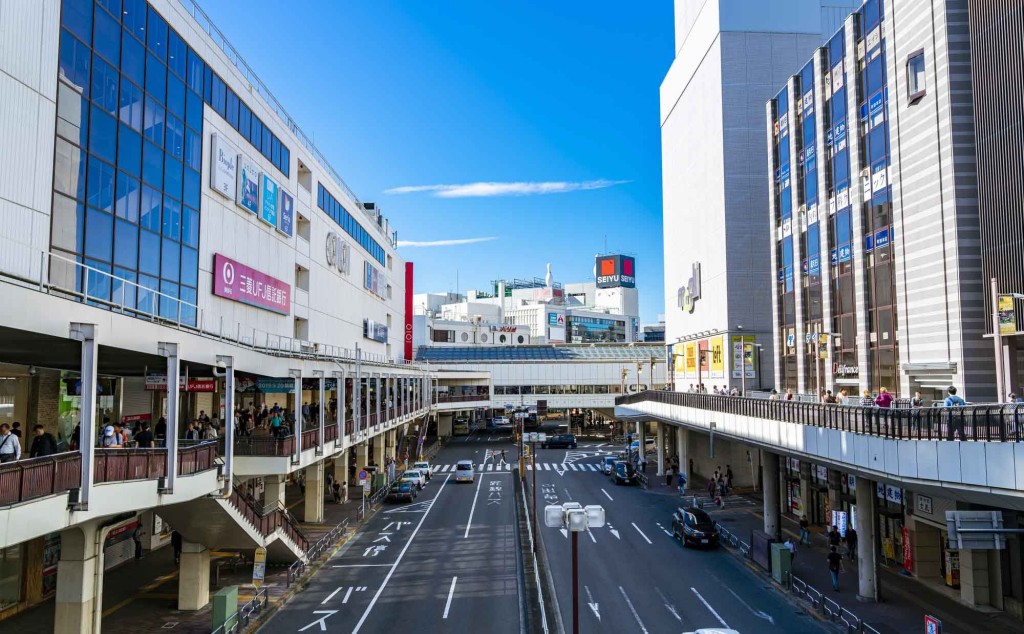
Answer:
[
  {"xmin": 676, "ymin": 427, "xmax": 688, "ymax": 481},
  {"xmin": 178, "ymin": 542, "xmax": 210, "ymax": 610},
  {"xmin": 335, "ymin": 448, "xmax": 350, "ymax": 502},
  {"xmin": 265, "ymin": 474, "xmax": 286, "ymax": 509},
  {"xmin": 55, "ymin": 524, "xmax": 100, "ymax": 634},
  {"xmin": 304, "ymin": 462, "xmax": 324, "ymax": 523},
  {"xmin": 655, "ymin": 423, "xmax": 665, "ymax": 476},
  {"xmin": 854, "ymin": 476, "xmax": 878, "ymax": 601},
  {"xmin": 762, "ymin": 452, "xmax": 781, "ymax": 541}
]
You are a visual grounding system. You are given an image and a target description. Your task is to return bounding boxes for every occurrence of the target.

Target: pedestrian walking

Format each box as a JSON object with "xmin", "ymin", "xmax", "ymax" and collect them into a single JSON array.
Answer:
[
  {"xmin": 0, "ymin": 424, "xmax": 22, "ymax": 462},
  {"xmin": 29, "ymin": 424, "xmax": 58, "ymax": 457},
  {"xmin": 725, "ymin": 465, "xmax": 734, "ymax": 492},
  {"xmin": 665, "ymin": 465, "xmax": 674, "ymax": 487},
  {"xmin": 171, "ymin": 531, "xmax": 182, "ymax": 564},
  {"xmin": 677, "ymin": 471, "xmax": 688, "ymax": 495},
  {"xmin": 133, "ymin": 521, "xmax": 144, "ymax": 560},
  {"xmin": 845, "ymin": 526, "xmax": 858, "ymax": 561},
  {"xmin": 784, "ymin": 537, "xmax": 796, "ymax": 560},
  {"xmin": 944, "ymin": 386, "xmax": 967, "ymax": 440},
  {"xmin": 500, "ymin": 449, "xmax": 507, "ymax": 466},
  {"xmin": 828, "ymin": 525, "xmax": 841, "ymax": 550},
  {"xmin": 799, "ymin": 515, "xmax": 811, "ymax": 545},
  {"xmin": 827, "ymin": 546, "xmax": 843, "ymax": 591}
]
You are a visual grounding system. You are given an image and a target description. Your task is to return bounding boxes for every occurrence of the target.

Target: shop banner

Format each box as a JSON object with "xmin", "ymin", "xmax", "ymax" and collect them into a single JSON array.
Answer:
[
  {"xmin": 998, "ymin": 295, "xmax": 1017, "ymax": 335},
  {"xmin": 710, "ymin": 336, "xmax": 724, "ymax": 378},
  {"xmin": 145, "ymin": 374, "xmax": 217, "ymax": 392},
  {"xmin": 684, "ymin": 342, "xmax": 697, "ymax": 376},
  {"xmin": 902, "ymin": 526, "xmax": 913, "ymax": 571},
  {"xmin": 213, "ymin": 253, "xmax": 291, "ymax": 315},
  {"xmin": 698, "ymin": 339, "xmax": 709, "ymax": 372}
]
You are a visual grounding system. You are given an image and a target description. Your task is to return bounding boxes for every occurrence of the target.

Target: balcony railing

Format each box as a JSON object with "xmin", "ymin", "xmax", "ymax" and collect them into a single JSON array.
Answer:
[
  {"xmin": 234, "ymin": 435, "xmax": 295, "ymax": 457},
  {"xmin": 95, "ymin": 448, "xmax": 167, "ymax": 483},
  {"xmin": 227, "ymin": 486, "xmax": 308, "ymax": 552},
  {"xmin": 434, "ymin": 392, "xmax": 491, "ymax": 404},
  {"xmin": 617, "ymin": 391, "xmax": 1024, "ymax": 442},
  {"xmin": 178, "ymin": 441, "xmax": 219, "ymax": 476},
  {"xmin": 0, "ymin": 452, "xmax": 81, "ymax": 505}
]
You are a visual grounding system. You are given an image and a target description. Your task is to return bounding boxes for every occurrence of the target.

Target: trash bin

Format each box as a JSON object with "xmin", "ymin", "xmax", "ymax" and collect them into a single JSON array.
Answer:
[{"xmin": 770, "ymin": 543, "xmax": 792, "ymax": 584}]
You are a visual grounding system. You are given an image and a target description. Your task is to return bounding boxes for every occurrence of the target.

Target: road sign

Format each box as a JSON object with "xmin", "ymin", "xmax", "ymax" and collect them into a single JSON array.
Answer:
[
  {"xmin": 252, "ymin": 547, "xmax": 267, "ymax": 588},
  {"xmin": 358, "ymin": 470, "xmax": 368, "ymax": 482},
  {"xmin": 925, "ymin": 615, "xmax": 941, "ymax": 634}
]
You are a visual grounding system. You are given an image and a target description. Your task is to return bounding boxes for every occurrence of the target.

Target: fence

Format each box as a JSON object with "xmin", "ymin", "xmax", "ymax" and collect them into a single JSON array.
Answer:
[
  {"xmin": 94, "ymin": 448, "xmax": 167, "ymax": 483},
  {"xmin": 226, "ymin": 487, "xmax": 308, "ymax": 552},
  {"xmin": 178, "ymin": 441, "xmax": 218, "ymax": 476},
  {"xmin": 286, "ymin": 518, "xmax": 351, "ymax": 588},
  {"xmin": 617, "ymin": 390, "xmax": 1024, "ymax": 442},
  {"xmin": 210, "ymin": 586, "xmax": 269, "ymax": 634},
  {"xmin": 434, "ymin": 393, "xmax": 490, "ymax": 404},
  {"xmin": 0, "ymin": 452, "xmax": 81, "ymax": 505}
]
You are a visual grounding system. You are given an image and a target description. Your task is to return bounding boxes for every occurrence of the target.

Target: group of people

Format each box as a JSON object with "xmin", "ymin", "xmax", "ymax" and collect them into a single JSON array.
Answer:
[
  {"xmin": 686, "ymin": 384, "xmax": 742, "ymax": 396},
  {"xmin": 786, "ymin": 520, "xmax": 859, "ymax": 591},
  {"xmin": 705, "ymin": 464, "xmax": 733, "ymax": 504},
  {"xmin": 0, "ymin": 421, "xmax": 59, "ymax": 463}
]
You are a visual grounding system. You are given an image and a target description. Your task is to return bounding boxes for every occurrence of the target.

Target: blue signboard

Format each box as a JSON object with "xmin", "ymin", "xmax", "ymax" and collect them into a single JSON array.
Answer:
[
  {"xmin": 830, "ymin": 249, "xmax": 838, "ymax": 267},
  {"xmin": 809, "ymin": 255, "xmax": 820, "ymax": 276},
  {"xmin": 838, "ymin": 244, "xmax": 852, "ymax": 263},
  {"xmin": 278, "ymin": 190, "xmax": 294, "ymax": 237},
  {"xmin": 260, "ymin": 175, "xmax": 278, "ymax": 227},
  {"xmin": 874, "ymin": 228, "xmax": 890, "ymax": 250},
  {"xmin": 778, "ymin": 268, "xmax": 785, "ymax": 283},
  {"xmin": 834, "ymin": 121, "xmax": 846, "ymax": 143},
  {"xmin": 865, "ymin": 234, "xmax": 874, "ymax": 252},
  {"xmin": 869, "ymin": 93, "xmax": 885, "ymax": 128}
]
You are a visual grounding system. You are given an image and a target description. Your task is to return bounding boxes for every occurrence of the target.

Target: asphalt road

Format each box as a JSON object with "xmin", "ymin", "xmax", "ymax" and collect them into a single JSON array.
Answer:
[
  {"xmin": 531, "ymin": 443, "xmax": 827, "ymax": 634},
  {"xmin": 264, "ymin": 439, "xmax": 521, "ymax": 633}
]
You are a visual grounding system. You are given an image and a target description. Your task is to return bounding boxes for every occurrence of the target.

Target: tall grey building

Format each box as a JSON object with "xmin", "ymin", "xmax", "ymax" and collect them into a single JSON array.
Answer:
[{"xmin": 661, "ymin": 0, "xmax": 857, "ymax": 389}]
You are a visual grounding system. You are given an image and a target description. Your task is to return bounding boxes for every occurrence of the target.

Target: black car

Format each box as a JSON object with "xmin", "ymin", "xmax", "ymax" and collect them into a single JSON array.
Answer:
[
  {"xmin": 541, "ymin": 434, "xmax": 577, "ymax": 449},
  {"xmin": 386, "ymin": 481, "xmax": 416, "ymax": 503},
  {"xmin": 612, "ymin": 461, "xmax": 635, "ymax": 485},
  {"xmin": 671, "ymin": 507, "xmax": 719, "ymax": 548}
]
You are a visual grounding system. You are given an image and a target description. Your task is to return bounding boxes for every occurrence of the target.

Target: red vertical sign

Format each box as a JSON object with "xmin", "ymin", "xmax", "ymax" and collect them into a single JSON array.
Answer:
[
  {"xmin": 404, "ymin": 262, "xmax": 414, "ymax": 361},
  {"xmin": 902, "ymin": 526, "xmax": 913, "ymax": 572}
]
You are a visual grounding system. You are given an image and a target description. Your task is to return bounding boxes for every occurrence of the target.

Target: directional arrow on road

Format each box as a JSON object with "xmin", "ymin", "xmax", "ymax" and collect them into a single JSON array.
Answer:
[
  {"xmin": 727, "ymin": 586, "xmax": 775, "ymax": 624},
  {"xmin": 559, "ymin": 528, "xmax": 568, "ymax": 539},
  {"xmin": 584, "ymin": 586, "xmax": 600, "ymax": 621},
  {"xmin": 298, "ymin": 610, "xmax": 338, "ymax": 632},
  {"xmin": 606, "ymin": 523, "xmax": 620, "ymax": 540}
]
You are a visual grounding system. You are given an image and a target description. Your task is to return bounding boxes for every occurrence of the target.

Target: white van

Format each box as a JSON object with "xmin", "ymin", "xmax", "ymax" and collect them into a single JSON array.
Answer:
[{"xmin": 455, "ymin": 460, "xmax": 475, "ymax": 483}]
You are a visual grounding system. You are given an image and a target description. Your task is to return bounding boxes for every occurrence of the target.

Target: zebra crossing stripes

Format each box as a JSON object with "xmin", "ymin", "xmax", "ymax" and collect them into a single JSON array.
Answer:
[{"xmin": 429, "ymin": 462, "xmax": 605, "ymax": 473}]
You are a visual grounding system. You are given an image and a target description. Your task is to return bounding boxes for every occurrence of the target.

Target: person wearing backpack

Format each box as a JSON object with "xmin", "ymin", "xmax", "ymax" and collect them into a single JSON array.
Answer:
[{"xmin": 944, "ymin": 386, "xmax": 966, "ymax": 440}]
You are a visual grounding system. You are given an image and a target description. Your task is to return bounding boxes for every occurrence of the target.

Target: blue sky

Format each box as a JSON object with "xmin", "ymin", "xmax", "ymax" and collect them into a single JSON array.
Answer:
[{"xmin": 197, "ymin": 1, "xmax": 673, "ymax": 323}]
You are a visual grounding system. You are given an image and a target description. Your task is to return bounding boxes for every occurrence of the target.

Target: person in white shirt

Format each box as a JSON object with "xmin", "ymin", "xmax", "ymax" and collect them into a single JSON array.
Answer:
[{"xmin": 0, "ymin": 424, "xmax": 22, "ymax": 462}]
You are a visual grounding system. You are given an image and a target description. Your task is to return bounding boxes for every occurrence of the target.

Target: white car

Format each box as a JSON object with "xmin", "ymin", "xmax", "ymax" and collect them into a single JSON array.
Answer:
[
  {"xmin": 454, "ymin": 460, "xmax": 475, "ymax": 483},
  {"xmin": 401, "ymin": 470, "xmax": 425, "ymax": 490},
  {"xmin": 413, "ymin": 461, "xmax": 433, "ymax": 480}
]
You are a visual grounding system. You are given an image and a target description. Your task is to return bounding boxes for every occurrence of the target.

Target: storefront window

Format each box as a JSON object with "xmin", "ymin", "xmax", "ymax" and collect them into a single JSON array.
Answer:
[{"xmin": 0, "ymin": 544, "xmax": 23, "ymax": 611}]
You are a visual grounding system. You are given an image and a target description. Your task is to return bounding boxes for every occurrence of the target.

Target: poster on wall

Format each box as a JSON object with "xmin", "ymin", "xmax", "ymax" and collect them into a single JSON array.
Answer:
[
  {"xmin": 698, "ymin": 339, "xmax": 709, "ymax": 373},
  {"xmin": 684, "ymin": 342, "xmax": 697, "ymax": 377},
  {"xmin": 673, "ymin": 343, "xmax": 686, "ymax": 374},
  {"xmin": 209, "ymin": 134, "xmax": 237, "ymax": 198},
  {"xmin": 278, "ymin": 190, "xmax": 294, "ymax": 237},
  {"xmin": 260, "ymin": 174, "xmax": 279, "ymax": 227},
  {"xmin": 710, "ymin": 336, "xmax": 725, "ymax": 378},
  {"xmin": 731, "ymin": 336, "xmax": 756, "ymax": 378},
  {"xmin": 212, "ymin": 253, "xmax": 291, "ymax": 315},
  {"xmin": 236, "ymin": 156, "xmax": 260, "ymax": 214}
]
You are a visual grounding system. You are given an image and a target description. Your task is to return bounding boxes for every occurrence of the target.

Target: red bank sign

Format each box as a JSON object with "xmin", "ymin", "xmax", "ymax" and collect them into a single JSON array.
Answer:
[
  {"xmin": 404, "ymin": 262, "xmax": 414, "ymax": 361},
  {"xmin": 213, "ymin": 253, "xmax": 291, "ymax": 315}
]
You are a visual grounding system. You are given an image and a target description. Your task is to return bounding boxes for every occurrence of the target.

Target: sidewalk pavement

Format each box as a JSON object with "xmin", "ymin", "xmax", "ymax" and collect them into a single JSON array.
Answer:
[
  {"xmin": 642, "ymin": 476, "xmax": 1021, "ymax": 634},
  {"xmin": 2, "ymin": 484, "xmax": 362, "ymax": 633}
]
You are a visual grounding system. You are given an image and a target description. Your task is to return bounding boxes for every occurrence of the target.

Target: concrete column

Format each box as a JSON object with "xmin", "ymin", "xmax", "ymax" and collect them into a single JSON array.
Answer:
[
  {"xmin": 290, "ymin": 370, "xmax": 302, "ymax": 461},
  {"xmin": 55, "ymin": 524, "xmax": 100, "ymax": 634},
  {"xmin": 364, "ymin": 377, "xmax": 371, "ymax": 431},
  {"xmin": 854, "ymin": 476, "xmax": 878, "ymax": 601},
  {"xmin": 69, "ymin": 324, "xmax": 98, "ymax": 509},
  {"xmin": 762, "ymin": 452, "xmax": 781, "ymax": 540},
  {"xmin": 357, "ymin": 442, "xmax": 369, "ymax": 471},
  {"xmin": 375, "ymin": 374, "xmax": 382, "ymax": 428},
  {"xmin": 333, "ymin": 370, "xmax": 345, "ymax": 445},
  {"xmin": 655, "ymin": 423, "xmax": 665, "ymax": 476},
  {"xmin": 959, "ymin": 549, "xmax": 990, "ymax": 607},
  {"xmin": 334, "ymin": 449, "xmax": 349, "ymax": 502},
  {"xmin": 827, "ymin": 469, "xmax": 843, "ymax": 524},
  {"xmin": 304, "ymin": 462, "xmax": 324, "ymax": 523},
  {"xmin": 799, "ymin": 462, "xmax": 812, "ymax": 522},
  {"xmin": 908, "ymin": 519, "xmax": 943, "ymax": 582},
  {"xmin": 218, "ymin": 355, "xmax": 234, "ymax": 492},
  {"xmin": 178, "ymin": 542, "xmax": 210, "ymax": 610},
  {"xmin": 676, "ymin": 427, "xmax": 688, "ymax": 482},
  {"xmin": 157, "ymin": 341, "xmax": 180, "ymax": 494},
  {"xmin": 264, "ymin": 474, "xmax": 286, "ymax": 509},
  {"xmin": 316, "ymin": 371, "xmax": 325, "ymax": 454},
  {"xmin": 373, "ymin": 436, "xmax": 385, "ymax": 469}
]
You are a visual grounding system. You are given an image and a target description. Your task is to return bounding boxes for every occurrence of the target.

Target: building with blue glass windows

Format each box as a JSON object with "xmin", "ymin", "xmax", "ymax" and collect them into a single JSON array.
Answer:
[{"xmin": 766, "ymin": 0, "xmax": 994, "ymax": 402}]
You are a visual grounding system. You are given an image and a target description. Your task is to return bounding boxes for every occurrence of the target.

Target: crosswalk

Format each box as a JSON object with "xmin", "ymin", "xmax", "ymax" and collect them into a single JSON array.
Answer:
[{"xmin": 431, "ymin": 462, "xmax": 609, "ymax": 473}]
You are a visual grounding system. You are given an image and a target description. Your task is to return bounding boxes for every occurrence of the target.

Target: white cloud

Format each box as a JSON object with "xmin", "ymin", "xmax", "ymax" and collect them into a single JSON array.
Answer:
[
  {"xmin": 384, "ymin": 179, "xmax": 629, "ymax": 198},
  {"xmin": 396, "ymin": 236, "xmax": 499, "ymax": 248}
]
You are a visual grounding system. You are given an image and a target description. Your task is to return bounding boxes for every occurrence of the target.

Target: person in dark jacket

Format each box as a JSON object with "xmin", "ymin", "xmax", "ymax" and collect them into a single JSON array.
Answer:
[{"xmin": 29, "ymin": 424, "xmax": 58, "ymax": 458}]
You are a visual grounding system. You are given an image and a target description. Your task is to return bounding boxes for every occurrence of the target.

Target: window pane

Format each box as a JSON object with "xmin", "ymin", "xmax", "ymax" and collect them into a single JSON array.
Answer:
[
  {"xmin": 161, "ymin": 238, "xmax": 179, "ymax": 282},
  {"xmin": 179, "ymin": 286, "xmax": 197, "ymax": 326},
  {"xmin": 113, "ymin": 218, "xmax": 138, "ymax": 268},
  {"xmin": 141, "ymin": 139, "xmax": 163, "ymax": 188},
  {"xmin": 84, "ymin": 258, "xmax": 112, "ymax": 302},
  {"xmin": 61, "ymin": 0, "xmax": 93, "ymax": 45},
  {"xmin": 97, "ymin": 0, "xmax": 121, "ymax": 21},
  {"xmin": 185, "ymin": 89, "xmax": 203, "ymax": 132},
  {"xmin": 117, "ymin": 123, "xmax": 142, "ymax": 177},
  {"xmin": 143, "ymin": 96, "xmax": 164, "ymax": 145},
  {"xmin": 163, "ymin": 154, "xmax": 183, "ymax": 201},
  {"xmin": 226, "ymin": 89, "xmax": 239, "ymax": 128},
  {"xmin": 91, "ymin": 55, "xmax": 119, "ymax": 114},
  {"xmin": 238, "ymin": 101, "xmax": 251, "ymax": 139},
  {"xmin": 165, "ymin": 114, "xmax": 184, "ymax": 159},
  {"xmin": 183, "ymin": 167, "xmax": 200, "ymax": 209},
  {"xmin": 121, "ymin": 28, "xmax": 144, "ymax": 85},
  {"xmin": 180, "ymin": 246, "xmax": 198, "ymax": 287},
  {"xmin": 118, "ymin": 76, "xmax": 143, "ymax": 131},
  {"xmin": 183, "ymin": 128, "xmax": 201, "ymax": 171},
  {"xmin": 211, "ymin": 73, "xmax": 226, "ymax": 116},
  {"xmin": 89, "ymin": 105, "xmax": 117, "ymax": 163},
  {"xmin": 53, "ymin": 138, "xmax": 87, "ymax": 200},
  {"xmin": 146, "ymin": 6, "xmax": 167, "ymax": 60},
  {"xmin": 86, "ymin": 156, "xmax": 115, "ymax": 213},
  {"xmin": 84, "ymin": 207, "xmax": 114, "ymax": 261},
  {"xmin": 159, "ymin": 279, "xmax": 179, "ymax": 319},
  {"xmin": 162, "ymin": 196, "xmax": 180, "ymax": 240},
  {"xmin": 51, "ymin": 193, "xmax": 85, "ymax": 253},
  {"xmin": 167, "ymin": 29, "xmax": 186, "ymax": 78},
  {"xmin": 186, "ymin": 47, "xmax": 204, "ymax": 94},
  {"xmin": 59, "ymin": 29, "xmax": 91, "ymax": 94},
  {"xmin": 145, "ymin": 52, "xmax": 166, "ymax": 102},
  {"xmin": 122, "ymin": 0, "xmax": 146, "ymax": 41},
  {"xmin": 166, "ymin": 75, "xmax": 185, "ymax": 119},
  {"xmin": 140, "ymin": 184, "xmax": 161, "ymax": 232},
  {"xmin": 182, "ymin": 205, "xmax": 199, "ymax": 247},
  {"xmin": 138, "ymin": 230, "xmax": 160, "ymax": 275},
  {"xmin": 113, "ymin": 267, "xmax": 137, "ymax": 310},
  {"xmin": 137, "ymin": 273, "xmax": 158, "ymax": 314},
  {"xmin": 92, "ymin": 4, "xmax": 120, "ymax": 65},
  {"xmin": 281, "ymin": 146, "xmax": 290, "ymax": 178},
  {"xmin": 114, "ymin": 171, "xmax": 140, "ymax": 222}
]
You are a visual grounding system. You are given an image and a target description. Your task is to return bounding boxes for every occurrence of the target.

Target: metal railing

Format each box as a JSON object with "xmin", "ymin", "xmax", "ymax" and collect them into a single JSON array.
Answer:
[
  {"xmin": 434, "ymin": 392, "xmax": 491, "ymax": 404},
  {"xmin": 233, "ymin": 435, "xmax": 295, "ymax": 457},
  {"xmin": 287, "ymin": 518, "xmax": 351, "ymax": 587},
  {"xmin": 0, "ymin": 452, "xmax": 81, "ymax": 505},
  {"xmin": 226, "ymin": 487, "xmax": 309, "ymax": 552},
  {"xmin": 789, "ymin": 574, "xmax": 880, "ymax": 633},
  {"xmin": 178, "ymin": 441, "xmax": 218, "ymax": 476},
  {"xmin": 210, "ymin": 586, "xmax": 269, "ymax": 634},
  {"xmin": 714, "ymin": 524, "xmax": 751, "ymax": 557},
  {"xmin": 618, "ymin": 390, "xmax": 1024, "ymax": 442},
  {"xmin": 94, "ymin": 448, "xmax": 167, "ymax": 483}
]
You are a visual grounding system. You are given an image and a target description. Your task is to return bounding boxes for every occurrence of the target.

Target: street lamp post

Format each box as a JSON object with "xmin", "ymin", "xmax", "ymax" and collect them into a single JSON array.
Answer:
[
  {"xmin": 526, "ymin": 432, "xmax": 547, "ymax": 552},
  {"xmin": 544, "ymin": 503, "xmax": 605, "ymax": 634}
]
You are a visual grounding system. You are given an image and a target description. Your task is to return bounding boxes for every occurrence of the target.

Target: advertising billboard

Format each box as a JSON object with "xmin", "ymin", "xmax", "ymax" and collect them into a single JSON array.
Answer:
[
  {"xmin": 405, "ymin": 262, "xmax": 414, "ymax": 361},
  {"xmin": 212, "ymin": 253, "xmax": 291, "ymax": 315},
  {"xmin": 210, "ymin": 134, "xmax": 236, "ymax": 198},
  {"xmin": 363, "ymin": 319, "xmax": 388, "ymax": 343},
  {"xmin": 278, "ymin": 189, "xmax": 294, "ymax": 237},
  {"xmin": 260, "ymin": 174, "xmax": 279, "ymax": 227},
  {"xmin": 710, "ymin": 336, "xmax": 724, "ymax": 378},
  {"xmin": 236, "ymin": 156, "xmax": 260, "ymax": 214},
  {"xmin": 684, "ymin": 342, "xmax": 697, "ymax": 376},
  {"xmin": 595, "ymin": 255, "xmax": 636, "ymax": 288}
]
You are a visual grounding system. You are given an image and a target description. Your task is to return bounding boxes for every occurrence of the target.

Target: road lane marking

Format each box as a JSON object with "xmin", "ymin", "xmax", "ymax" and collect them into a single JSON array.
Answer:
[
  {"xmin": 585, "ymin": 585, "xmax": 600, "ymax": 621},
  {"xmin": 341, "ymin": 587, "xmax": 354, "ymax": 604},
  {"xmin": 322, "ymin": 587, "xmax": 342, "ymax": 604},
  {"xmin": 332, "ymin": 564, "xmax": 392, "ymax": 568},
  {"xmin": 691, "ymin": 587, "xmax": 729, "ymax": 628},
  {"xmin": 464, "ymin": 475, "xmax": 485, "ymax": 538},
  {"xmin": 726, "ymin": 587, "xmax": 775, "ymax": 624},
  {"xmin": 586, "ymin": 528, "xmax": 597, "ymax": 543},
  {"xmin": 617, "ymin": 586, "xmax": 649, "ymax": 634},
  {"xmin": 655, "ymin": 587, "xmax": 683, "ymax": 623},
  {"xmin": 299, "ymin": 610, "xmax": 338, "ymax": 632},
  {"xmin": 631, "ymin": 522, "xmax": 652, "ymax": 544},
  {"xmin": 352, "ymin": 475, "xmax": 450, "ymax": 634},
  {"xmin": 443, "ymin": 576, "xmax": 458, "ymax": 618},
  {"xmin": 600, "ymin": 488, "xmax": 613, "ymax": 501}
]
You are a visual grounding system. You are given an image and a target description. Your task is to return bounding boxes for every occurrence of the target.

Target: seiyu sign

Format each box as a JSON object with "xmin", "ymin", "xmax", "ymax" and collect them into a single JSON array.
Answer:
[{"xmin": 325, "ymin": 232, "xmax": 350, "ymax": 274}]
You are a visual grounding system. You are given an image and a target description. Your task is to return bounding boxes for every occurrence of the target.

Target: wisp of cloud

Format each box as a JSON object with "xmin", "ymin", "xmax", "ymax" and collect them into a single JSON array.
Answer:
[
  {"xmin": 385, "ymin": 179, "xmax": 629, "ymax": 198},
  {"xmin": 396, "ymin": 236, "xmax": 499, "ymax": 248}
]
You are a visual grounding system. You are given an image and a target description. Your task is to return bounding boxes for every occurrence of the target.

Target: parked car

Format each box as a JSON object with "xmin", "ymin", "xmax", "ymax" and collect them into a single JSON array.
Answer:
[
  {"xmin": 628, "ymin": 438, "xmax": 657, "ymax": 455},
  {"xmin": 541, "ymin": 434, "xmax": 578, "ymax": 449},
  {"xmin": 386, "ymin": 481, "xmax": 416, "ymax": 503},
  {"xmin": 602, "ymin": 456, "xmax": 617, "ymax": 475},
  {"xmin": 401, "ymin": 470, "xmax": 425, "ymax": 490},
  {"xmin": 612, "ymin": 461, "xmax": 635, "ymax": 485},
  {"xmin": 413, "ymin": 461, "xmax": 432, "ymax": 481},
  {"xmin": 671, "ymin": 507, "xmax": 719, "ymax": 548}
]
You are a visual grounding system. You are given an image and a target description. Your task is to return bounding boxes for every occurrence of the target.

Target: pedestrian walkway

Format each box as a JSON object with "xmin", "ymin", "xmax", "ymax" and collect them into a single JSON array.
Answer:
[{"xmin": 699, "ymin": 492, "xmax": 1020, "ymax": 634}]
